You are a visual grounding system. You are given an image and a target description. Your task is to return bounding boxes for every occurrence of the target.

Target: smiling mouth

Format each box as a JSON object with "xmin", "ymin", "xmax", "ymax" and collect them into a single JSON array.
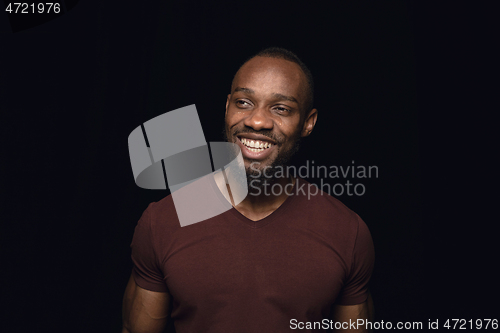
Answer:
[{"xmin": 238, "ymin": 137, "xmax": 274, "ymax": 153}]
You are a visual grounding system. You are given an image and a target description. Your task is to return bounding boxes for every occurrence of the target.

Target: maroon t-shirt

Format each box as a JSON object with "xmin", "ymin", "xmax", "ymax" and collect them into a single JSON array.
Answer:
[{"xmin": 130, "ymin": 177, "xmax": 375, "ymax": 332}]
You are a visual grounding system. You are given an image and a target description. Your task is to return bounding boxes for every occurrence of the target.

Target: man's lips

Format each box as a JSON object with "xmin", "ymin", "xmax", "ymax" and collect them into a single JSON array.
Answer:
[
  {"xmin": 235, "ymin": 135, "xmax": 276, "ymax": 160},
  {"xmin": 236, "ymin": 133, "xmax": 276, "ymax": 145}
]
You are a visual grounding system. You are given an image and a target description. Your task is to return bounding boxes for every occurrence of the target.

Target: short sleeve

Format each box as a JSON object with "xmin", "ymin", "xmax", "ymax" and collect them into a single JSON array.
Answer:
[
  {"xmin": 130, "ymin": 203, "xmax": 168, "ymax": 292},
  {"xmin": 335, "ymin": 215, "xmax": 375, "ymax": 305}
]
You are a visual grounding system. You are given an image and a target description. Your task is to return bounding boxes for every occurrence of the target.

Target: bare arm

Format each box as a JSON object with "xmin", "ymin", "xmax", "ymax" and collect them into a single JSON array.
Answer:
[
  {"xmin": 122, "ymin": 273, "xmax": 171, "ymax": 333},
  {"xmin": 330, "ymin": 291, "xmax": 374, "ymax": 333}
]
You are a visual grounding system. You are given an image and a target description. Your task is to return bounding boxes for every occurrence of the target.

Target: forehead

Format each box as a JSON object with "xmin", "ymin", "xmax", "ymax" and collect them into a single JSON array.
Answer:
[{"xmin": 232, "ymin": 57, "xmax": 307, "ymax": 101}]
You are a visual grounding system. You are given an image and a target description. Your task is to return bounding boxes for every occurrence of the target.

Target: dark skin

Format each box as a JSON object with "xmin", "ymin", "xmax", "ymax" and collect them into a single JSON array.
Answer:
[
  {"xmin": 122, "ymin": 56, "xmax": 373, "ymax": 333},
  {"xmin": 224, "ymin": 56, "xmax": 317, "ymax": 221}
]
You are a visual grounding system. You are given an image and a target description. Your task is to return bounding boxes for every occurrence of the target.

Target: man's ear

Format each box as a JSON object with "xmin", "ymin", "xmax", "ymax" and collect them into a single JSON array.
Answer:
[
  {"xmin": 301, "ymin": 108, "xmax": 318, "ymax": 137},
  {"xmin": 225, "ymin": 94, "xmax": 231, "ymax": 116}
]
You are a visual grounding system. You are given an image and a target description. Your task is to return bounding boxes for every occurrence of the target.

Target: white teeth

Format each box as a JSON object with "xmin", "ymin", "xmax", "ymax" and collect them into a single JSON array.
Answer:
[{"xmin": 240, "ymin": 137, "xmax": 273, "ymax": 151}]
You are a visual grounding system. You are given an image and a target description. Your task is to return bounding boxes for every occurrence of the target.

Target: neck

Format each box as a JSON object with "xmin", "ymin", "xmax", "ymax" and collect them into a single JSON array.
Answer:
[
  {"xmin": 235, "ymin": 176, "xmax": 296, "ymax": 221},
  {"xmin": 213, "ymin": 169, "xmax": 297, "ymax": 221}
]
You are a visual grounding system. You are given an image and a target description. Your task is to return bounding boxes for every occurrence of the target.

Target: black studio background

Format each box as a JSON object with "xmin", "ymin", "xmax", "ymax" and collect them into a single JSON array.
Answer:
[{"xmin": 1, "ymin": 1, "xmax": 497, "ymax": 332}]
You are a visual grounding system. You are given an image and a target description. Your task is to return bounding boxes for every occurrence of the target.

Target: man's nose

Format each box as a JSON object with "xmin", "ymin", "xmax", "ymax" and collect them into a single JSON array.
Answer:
[{"xmin": 243, "ymin": 107, "xmax": 274, "ymax": 131}]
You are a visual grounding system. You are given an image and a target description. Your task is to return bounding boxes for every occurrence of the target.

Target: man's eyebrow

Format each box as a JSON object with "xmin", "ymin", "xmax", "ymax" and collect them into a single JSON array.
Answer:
[
  {"xmin": 272, "ymin": 93, "xmax": 298, "ymax": 104},
  {"xmin": 233, "ymin": 87, "xmax": 254, "ymax": 94},
  {"xmin": 233, "ymin": 87, "xmax": 299, "ymax": 104}
]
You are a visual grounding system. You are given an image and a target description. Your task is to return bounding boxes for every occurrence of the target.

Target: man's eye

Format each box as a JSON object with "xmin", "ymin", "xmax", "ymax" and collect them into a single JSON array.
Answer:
[
  {"xmin": 274, "ymin": 106, "xmax": 290, "ymax": 113},
  {"xmin": 236, "ymin": 100, "xmax": 250, "ymax": 107}
]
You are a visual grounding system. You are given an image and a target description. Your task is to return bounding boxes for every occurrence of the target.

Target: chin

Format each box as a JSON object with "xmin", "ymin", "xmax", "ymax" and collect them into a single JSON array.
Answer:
[{"xmin": 244, "ymin": 158, "xmax": 273, "ymax": 171}]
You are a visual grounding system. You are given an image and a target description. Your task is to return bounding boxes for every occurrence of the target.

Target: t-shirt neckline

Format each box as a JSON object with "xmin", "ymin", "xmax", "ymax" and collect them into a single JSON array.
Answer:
[{"xmin": 208, "ymin": 173, "xmax": 300, "ymax": 229}]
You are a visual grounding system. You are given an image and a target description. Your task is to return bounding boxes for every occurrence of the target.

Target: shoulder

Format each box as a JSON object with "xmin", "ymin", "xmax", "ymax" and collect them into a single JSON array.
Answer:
[
  {"xmin": 147, "ymin": 194, "xmax": 177, "ymax": 220},
  {"xmin": 293, "ymin": 178, "xmax": 370, "ymax": 248},
  {"xmin": 295, "ymin": 177, "xmax": 362, "ymax": 225},
  {"xmin": 141, "ymin": 194, "xmax": 183, "ymax": 239}
]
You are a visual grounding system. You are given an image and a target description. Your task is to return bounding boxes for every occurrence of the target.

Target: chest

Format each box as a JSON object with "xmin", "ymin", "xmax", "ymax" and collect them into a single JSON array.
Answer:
[{"xmin": 161, "ymin": 225, "xmax": 348, "ymax": 312}]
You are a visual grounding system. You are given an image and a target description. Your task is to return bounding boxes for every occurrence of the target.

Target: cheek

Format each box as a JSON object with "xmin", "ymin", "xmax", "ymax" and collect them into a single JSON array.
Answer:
[
  {"xmin": 280, "ymin": 118, "xmax": 302, "ymax": 140},
  {"xmin": 226, "ymin": 111, "xmax": 246, "ymax": 129}
]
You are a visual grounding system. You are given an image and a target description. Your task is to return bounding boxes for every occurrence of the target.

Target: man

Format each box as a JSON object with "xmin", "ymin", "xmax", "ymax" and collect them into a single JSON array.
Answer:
[{"xmin": 122, "ymin": 47, "xmax": 375, "ymax": 332}]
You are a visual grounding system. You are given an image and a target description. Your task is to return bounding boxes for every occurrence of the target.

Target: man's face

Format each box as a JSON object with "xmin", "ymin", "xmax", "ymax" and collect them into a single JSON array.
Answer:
[{"xmin": 224, "ymin": 56, "xmax": 316, "ymax": 180}]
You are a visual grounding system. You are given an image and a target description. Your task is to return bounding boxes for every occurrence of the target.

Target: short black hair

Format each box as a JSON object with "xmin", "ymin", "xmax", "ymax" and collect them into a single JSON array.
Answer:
[{"xmin": 234, "ymin": 47, "xmax": 314, "ymax": 114}]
